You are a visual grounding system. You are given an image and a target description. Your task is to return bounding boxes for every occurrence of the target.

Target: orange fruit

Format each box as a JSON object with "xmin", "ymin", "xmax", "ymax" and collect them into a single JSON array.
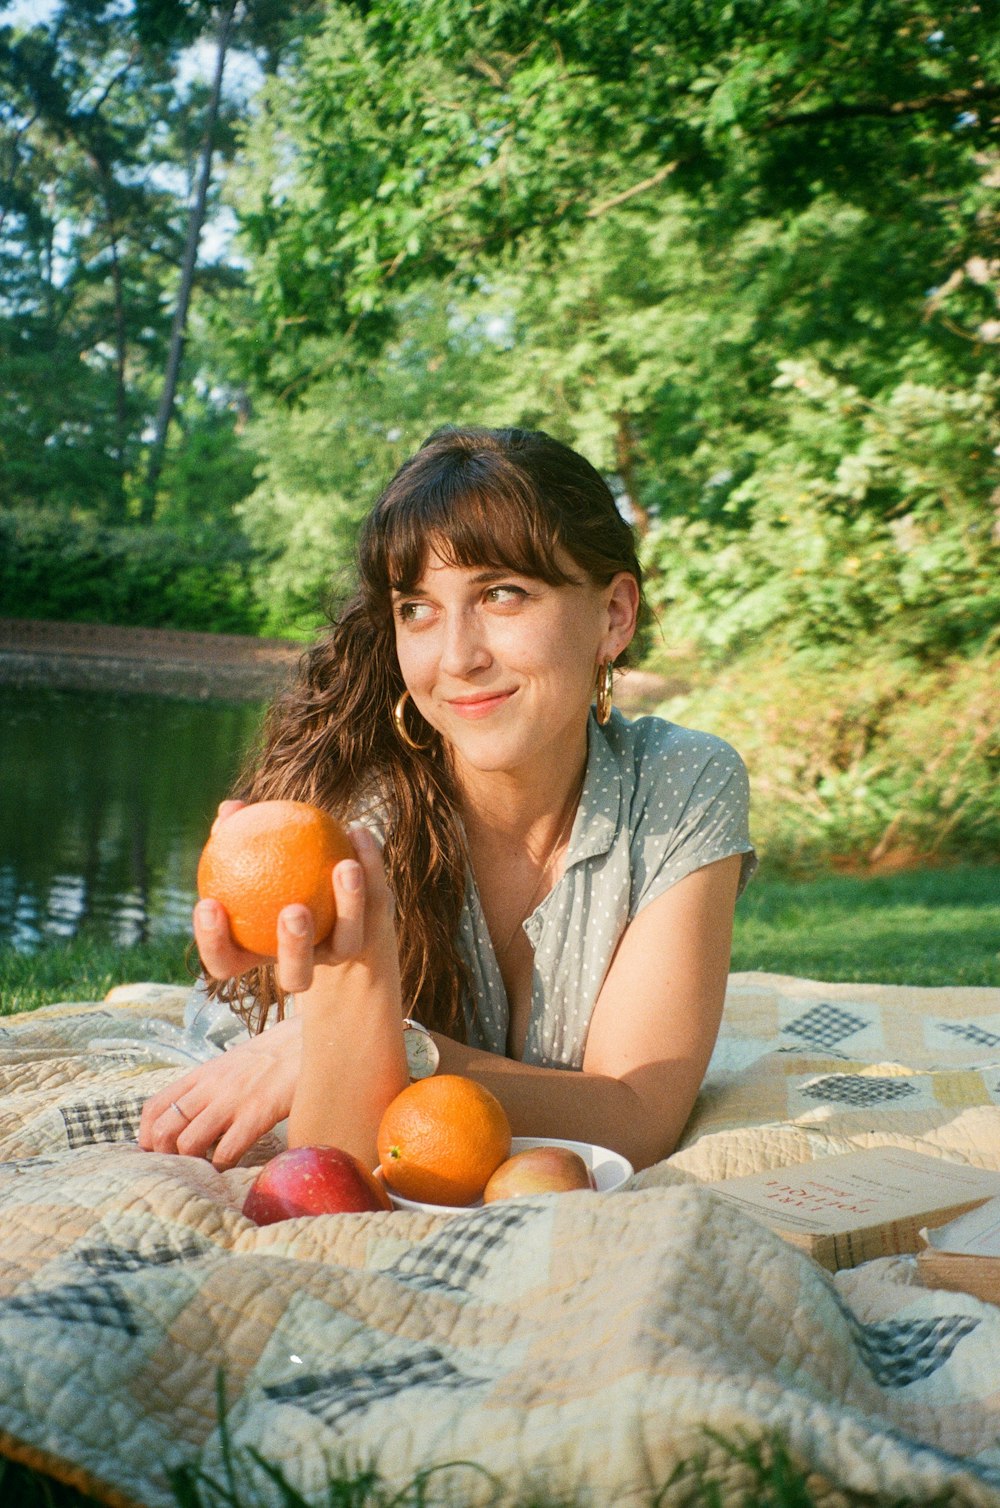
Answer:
[
  {"xmin": 376, "ymin": 1075, "xmax": 512, "ymax": 1207},
  {"xmin": 197, "ymin": 799, "xmax": 354, "ymax": 956}
]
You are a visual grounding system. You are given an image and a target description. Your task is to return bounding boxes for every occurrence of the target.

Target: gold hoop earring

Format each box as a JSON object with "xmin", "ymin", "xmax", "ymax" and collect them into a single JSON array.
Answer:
[
  {"xmin": 595, "ymin": 661, "xmax": 614, "ymax": 726},
  {"xmin": 393, "ymin": 690, "xmax": 432, "ymax": 751}
]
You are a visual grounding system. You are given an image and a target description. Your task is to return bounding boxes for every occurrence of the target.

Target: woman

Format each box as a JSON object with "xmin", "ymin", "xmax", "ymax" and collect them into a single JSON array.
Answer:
[{"xmin": 139, "ymin": 426, "xmax": 756, "ymax": 1173}]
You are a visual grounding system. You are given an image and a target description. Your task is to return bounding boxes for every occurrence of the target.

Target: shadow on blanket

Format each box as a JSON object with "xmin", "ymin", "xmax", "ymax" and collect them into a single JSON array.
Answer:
[{"xmin": 2, "ymin": 972, "xmax": 1000, "ymax": 1508}]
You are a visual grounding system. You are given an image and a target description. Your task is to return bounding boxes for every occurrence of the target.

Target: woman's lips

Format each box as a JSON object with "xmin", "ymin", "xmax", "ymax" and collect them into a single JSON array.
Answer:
[{"xmin": 446, "ymin": 690, "xmax": 515, "ymax": 720}]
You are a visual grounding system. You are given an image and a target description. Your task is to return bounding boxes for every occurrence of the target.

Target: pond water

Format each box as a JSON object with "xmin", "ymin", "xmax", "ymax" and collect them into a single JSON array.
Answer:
[{"xmin": 0, "ymin": 685, "xmax": 265, "ymax": 950}]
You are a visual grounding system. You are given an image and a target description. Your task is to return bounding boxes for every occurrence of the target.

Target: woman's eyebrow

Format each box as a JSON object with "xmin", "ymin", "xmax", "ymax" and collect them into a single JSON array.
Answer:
[{"xmin": 391, "ymin": 567, "xmax": 519, "ymax": 594}]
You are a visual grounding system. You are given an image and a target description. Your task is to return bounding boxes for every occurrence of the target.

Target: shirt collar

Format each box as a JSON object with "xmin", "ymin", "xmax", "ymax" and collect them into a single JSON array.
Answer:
[{"xmin": 564, "ymin": 710, "xmax": 622, "ymax": 867}]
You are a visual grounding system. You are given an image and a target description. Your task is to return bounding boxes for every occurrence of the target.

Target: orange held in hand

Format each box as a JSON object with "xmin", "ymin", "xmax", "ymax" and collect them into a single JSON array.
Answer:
[
  {"xmin": 197, "ymin": 799, "xmax": 354, "ymax": 957},
  {"xmin": 377, "ymin": 1075, "xmax": 512, "ymax": 1207}
]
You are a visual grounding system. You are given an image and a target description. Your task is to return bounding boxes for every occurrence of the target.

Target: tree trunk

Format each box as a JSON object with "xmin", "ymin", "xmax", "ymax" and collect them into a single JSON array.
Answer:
[
  {"xmin": 141, "ymin": 0, "xmax": 238, "ymax": 523},
  {"xmin": 615, "ymin": 409, "xmax": 650, "ymax": 535},
  {"xmin": 93, "ymin": 155, "xmax": 130, "ymax": 523}
]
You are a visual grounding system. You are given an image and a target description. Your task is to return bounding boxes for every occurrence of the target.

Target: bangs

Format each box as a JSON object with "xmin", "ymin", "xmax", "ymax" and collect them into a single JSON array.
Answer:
[{"xmin": 369, "ymin": 454, "xmax": 581, "ymax": 596}]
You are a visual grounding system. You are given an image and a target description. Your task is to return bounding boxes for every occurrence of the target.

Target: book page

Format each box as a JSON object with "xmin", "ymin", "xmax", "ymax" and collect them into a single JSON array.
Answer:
[{"xmin": 922, "ymin": 1197, "xmax": 1000, "ymax": 1256}]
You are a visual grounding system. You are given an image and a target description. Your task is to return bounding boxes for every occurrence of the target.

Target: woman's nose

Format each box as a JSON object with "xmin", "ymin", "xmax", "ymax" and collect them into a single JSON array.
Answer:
[{"xmin": 439, "ymin": 612, "xmax": 491, "ymax": 676}]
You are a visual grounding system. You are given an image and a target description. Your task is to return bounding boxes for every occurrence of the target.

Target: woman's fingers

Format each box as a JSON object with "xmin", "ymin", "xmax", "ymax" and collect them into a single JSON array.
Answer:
[
  {"xmin": 196, "ymin": 823, "xmax": 390, "ymax": 991},
  {"xmin": 275, "ymin": 904, "xmax": 317, "ymax": 994},
  {"xmin": 329, "ymin": 856, "xmax": 366, "ymax": 956},
  {"xmin": 139, "ymin": 1080, "xmax": 210, "ymax": 1156},
  {"xmin": 211, "ymin": 798, "xmax": 245, "ymax": 835},
  {"xmin": 193, "ymin": 898, "xmax": 262, "ymax": 979},
  {"xmin": 139, "ymin": 1017, "xmax": 301, "ymax": 1166}
]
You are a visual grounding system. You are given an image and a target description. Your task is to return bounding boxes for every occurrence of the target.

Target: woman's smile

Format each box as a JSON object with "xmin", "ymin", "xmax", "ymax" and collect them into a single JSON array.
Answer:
[{"xmin": 445, "ymin": 689, "xmax": 517, "ymax": 719}]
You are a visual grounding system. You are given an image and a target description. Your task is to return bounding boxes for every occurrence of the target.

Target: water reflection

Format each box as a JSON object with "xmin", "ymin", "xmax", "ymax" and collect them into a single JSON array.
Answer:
[{"xmin": 0, "ymin": 686, "xmax": 265, "ymax": 950}]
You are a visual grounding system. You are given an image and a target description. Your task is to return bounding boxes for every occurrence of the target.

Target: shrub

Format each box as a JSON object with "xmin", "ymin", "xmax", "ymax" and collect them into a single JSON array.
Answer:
[
  {"xmin": 0, "ymin": 510, "xmax": 268, "ymax": 635},
  {"xmin": 659, "ymin": 648, "xmax": 1000, "ymax": 873}
]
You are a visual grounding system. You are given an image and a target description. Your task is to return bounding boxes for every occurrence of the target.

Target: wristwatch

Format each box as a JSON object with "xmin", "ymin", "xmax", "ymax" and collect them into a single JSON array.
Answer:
[{"xmin": 403, "ymin": 1017, "xmax": 439, "ymax": 1080}]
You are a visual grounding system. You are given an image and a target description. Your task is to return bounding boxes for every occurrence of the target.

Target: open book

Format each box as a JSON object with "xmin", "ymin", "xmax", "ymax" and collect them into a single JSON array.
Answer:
[{"xmin": 706, "ymin": 1148, "xmax": 1000, "ymax": 1272}]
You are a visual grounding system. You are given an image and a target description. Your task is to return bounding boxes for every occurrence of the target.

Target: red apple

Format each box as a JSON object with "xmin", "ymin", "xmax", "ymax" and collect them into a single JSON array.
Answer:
[
  {"xmin": 243, "ymin": 1146, "xmax": 392, "ymax": 1225},
  {"xmin": 483, "ymin": 1145, "xmax": 596, "ymax": 1203}
]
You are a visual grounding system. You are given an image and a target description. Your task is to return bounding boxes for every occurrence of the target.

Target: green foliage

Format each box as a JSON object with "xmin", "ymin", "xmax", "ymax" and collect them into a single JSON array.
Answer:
[
  {"xmin": 0, "ymin": 1, "xmax": 314, "ymax": 526},
  {"xmin": 224, "ymin": 0, "xmax": 1000, "ymax": 675},
  {"xmin": 659, "ymin": 648, "xmax": 1000, "ymax": 874},
  {"xmin": 643, "ymin": 363, "xmax": 1000, "ymax": 663},
  {"xmin": 0, "ymin": 510, "xmax": 267, "ymax": 634},
  {"xmin": 231, "ymin": 0, "xmax": 1000, "ymax": 367},
  {"xmin": 0, "ymin": 1457, "xmax": 103, "ymax": 1507}
]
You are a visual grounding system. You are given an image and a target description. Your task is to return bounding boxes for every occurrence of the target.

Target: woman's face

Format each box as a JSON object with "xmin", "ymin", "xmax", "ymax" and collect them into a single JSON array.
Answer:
[{"xmin": 391, "ymin": 544, "xmax": 638, "ymax": 786}]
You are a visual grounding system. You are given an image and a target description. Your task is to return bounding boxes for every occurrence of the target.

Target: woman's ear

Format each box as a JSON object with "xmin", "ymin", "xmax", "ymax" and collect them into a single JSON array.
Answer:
[{"xmin": 601, "ymin": 572, "xmax": 641, "ymax": 661}]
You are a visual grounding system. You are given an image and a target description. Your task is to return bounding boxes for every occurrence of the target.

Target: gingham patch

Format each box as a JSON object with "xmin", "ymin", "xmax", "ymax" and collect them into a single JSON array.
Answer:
[
  {"xmin": 264, "ymin": 1346, "xmax": 491, "ymax": 1431},
  {"xmin": 389, "ymin": 1203, "xmax": 535, "ymax": 1297},
  {"xmin": 852, "ymin": 1315, "xmax": 980, "ymax": 1389},
  {"xmin": 783, "ymin": 1004, "xmax": 871, "ymax": 1051},
  {"xmin": 3, "ymin": 1279, "xmax": 140, "ymax": 1336},
  {"xmin": 799, "ymin": 1075, "xmax": 920, "ymax": 1108},
  {"xmin": 937, "ymin": 1022, "xmax": 1000, "ymax": 1050},
  {"xmin": 73, "ymin": 1234, "xmax": 216, "ymax": 1273},
  {"xmin": 59, "ymin": 1092, "xmax": 145, "ymax": 1148}
]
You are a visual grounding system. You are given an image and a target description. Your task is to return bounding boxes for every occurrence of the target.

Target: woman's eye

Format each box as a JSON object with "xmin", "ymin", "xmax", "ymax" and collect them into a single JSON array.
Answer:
[
  {"xmin": 395, "ymin": 600, "xmax": 433, "ymax": 624},
  {"xmin": 484, "ymin": 584, "xmax": 527, "ymax": 606}
]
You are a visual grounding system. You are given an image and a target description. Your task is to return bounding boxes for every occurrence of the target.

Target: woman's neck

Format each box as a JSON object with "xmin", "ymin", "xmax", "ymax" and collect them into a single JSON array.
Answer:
[{"xmin": 455, "ymin": 738, "xmax": 589, "ymax": 853}]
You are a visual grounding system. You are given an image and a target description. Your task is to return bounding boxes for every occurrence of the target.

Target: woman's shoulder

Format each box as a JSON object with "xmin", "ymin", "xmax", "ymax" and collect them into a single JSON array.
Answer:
[{"xmin": 602, "ymin": 708, "xmax": 748, "ymax": 786}]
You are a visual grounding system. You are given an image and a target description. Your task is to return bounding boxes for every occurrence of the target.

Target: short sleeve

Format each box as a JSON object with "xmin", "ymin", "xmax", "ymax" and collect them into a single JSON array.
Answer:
[{"xmin": 628, "ymin": 724, "xmax": 757, "ymax": 918}]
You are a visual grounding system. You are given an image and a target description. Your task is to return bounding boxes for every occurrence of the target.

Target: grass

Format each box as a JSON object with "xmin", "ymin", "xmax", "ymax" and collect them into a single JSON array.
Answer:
[
  {"xmin": 0, "ymin": 866, "xmax": 995, "ymax": 1505},
  {"xmin": 730, "ymin": 863, "xmax": 999, "ymax": 987},
  {"xmin": 0, "ymin": 930, "xmax": 194, "ymax": 1016},
  {"xmin": 0, "ymin": 1428, "xmax": 964, "ymax": 1508}
]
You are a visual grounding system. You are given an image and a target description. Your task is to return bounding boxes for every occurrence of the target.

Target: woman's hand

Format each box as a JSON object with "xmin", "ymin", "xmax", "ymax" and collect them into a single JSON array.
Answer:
[
  {"xmin": 193, "ymin": 803, "xmax": 386, "ymax": 996},
  {"xmin": 138, "ymin": 1014, "xmax": 302, "ymax": 1169}
]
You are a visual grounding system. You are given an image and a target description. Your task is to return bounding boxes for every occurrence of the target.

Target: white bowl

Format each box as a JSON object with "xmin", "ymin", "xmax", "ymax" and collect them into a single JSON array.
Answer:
[{"xmin": 382, "ymin": 1135, "xmax": 634, "ymax": 1214}]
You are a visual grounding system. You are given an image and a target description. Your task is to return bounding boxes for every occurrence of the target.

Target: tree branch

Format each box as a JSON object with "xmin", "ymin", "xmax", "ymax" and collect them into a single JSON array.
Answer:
[
  {"xmin": 768, "ymin": 81, "xmax": 1000, "ymax": 130},
  {"xmin": 586, "ymin": 160, "xmax": 678, "ymax": 219}
]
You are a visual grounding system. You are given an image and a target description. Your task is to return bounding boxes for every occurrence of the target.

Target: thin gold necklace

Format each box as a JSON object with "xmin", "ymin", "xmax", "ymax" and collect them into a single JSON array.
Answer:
[{"xmin": 493, "ymin": 778, "xmax": 583, "ymax": 961}]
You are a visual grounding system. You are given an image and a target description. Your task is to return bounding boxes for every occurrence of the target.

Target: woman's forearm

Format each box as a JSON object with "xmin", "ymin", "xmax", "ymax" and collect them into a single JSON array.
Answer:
[
  {"xmin": 288, "ymin": 961, "xmax": 409, "ymax": 1167},
  {"xmin": 431, "ymin": 1034, "xmax": 675, "ymax": 1171}
]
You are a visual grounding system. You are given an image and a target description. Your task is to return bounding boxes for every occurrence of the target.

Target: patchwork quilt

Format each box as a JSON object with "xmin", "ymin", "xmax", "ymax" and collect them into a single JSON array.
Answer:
[{"xmin": 2, "ymin": 971, "xmax": 1000, "ymax": 1507}]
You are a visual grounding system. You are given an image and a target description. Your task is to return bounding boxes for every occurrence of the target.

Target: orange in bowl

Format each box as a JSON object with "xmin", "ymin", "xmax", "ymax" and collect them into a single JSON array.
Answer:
[
  {"xmin": 197, "ymin": 799, "xmax": 354, "ymax": 956},
  {"xmin": 377, "ymin": 1075, "xmax": 512, "ymax": 1207}
]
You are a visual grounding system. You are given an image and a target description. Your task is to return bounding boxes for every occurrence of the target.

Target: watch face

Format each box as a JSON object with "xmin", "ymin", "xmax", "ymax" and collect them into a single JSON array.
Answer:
[{"xmin": 403, "ymin": 1021, "xmax": 440, "ymax": 1080}]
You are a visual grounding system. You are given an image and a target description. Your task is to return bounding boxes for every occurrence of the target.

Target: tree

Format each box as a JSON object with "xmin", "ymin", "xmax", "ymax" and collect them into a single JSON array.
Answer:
[
  {"xmin": 0, "ymin": 0, "xmax": 320, "ymax": 525},
  {"xmin": 0, "ymin": 2, "xmax": 181, "ymax": 517},
  {"xmin": 140, "ymin": 0, "xmax": 240, "ymax": 521},
  {"xmin": 224, "ymin": 0, "xmax": 999, "ymax": 645}
]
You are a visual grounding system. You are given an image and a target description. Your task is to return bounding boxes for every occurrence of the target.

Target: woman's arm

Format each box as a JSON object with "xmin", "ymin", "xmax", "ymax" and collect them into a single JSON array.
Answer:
[
  {"xmin": 433, "ymin": 853, "xmax": 743, "ymax": 1171},
  {"xmin": 140, "ymin": 823, "xmax": 409, "ymax": 1171},
  {"xmin": 190, "ymin": 823, "xmax": 409, "ymax": 1168},
  {"xmin": 283, "ymin": 827, "xmax": 409, "ymax": 1166}
]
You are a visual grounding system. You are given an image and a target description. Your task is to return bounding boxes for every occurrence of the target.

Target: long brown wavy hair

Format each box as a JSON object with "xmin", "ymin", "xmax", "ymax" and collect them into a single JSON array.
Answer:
[{"xmin": 213, "ymin": 426, "xmax": 646, "ymax": 1037}]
